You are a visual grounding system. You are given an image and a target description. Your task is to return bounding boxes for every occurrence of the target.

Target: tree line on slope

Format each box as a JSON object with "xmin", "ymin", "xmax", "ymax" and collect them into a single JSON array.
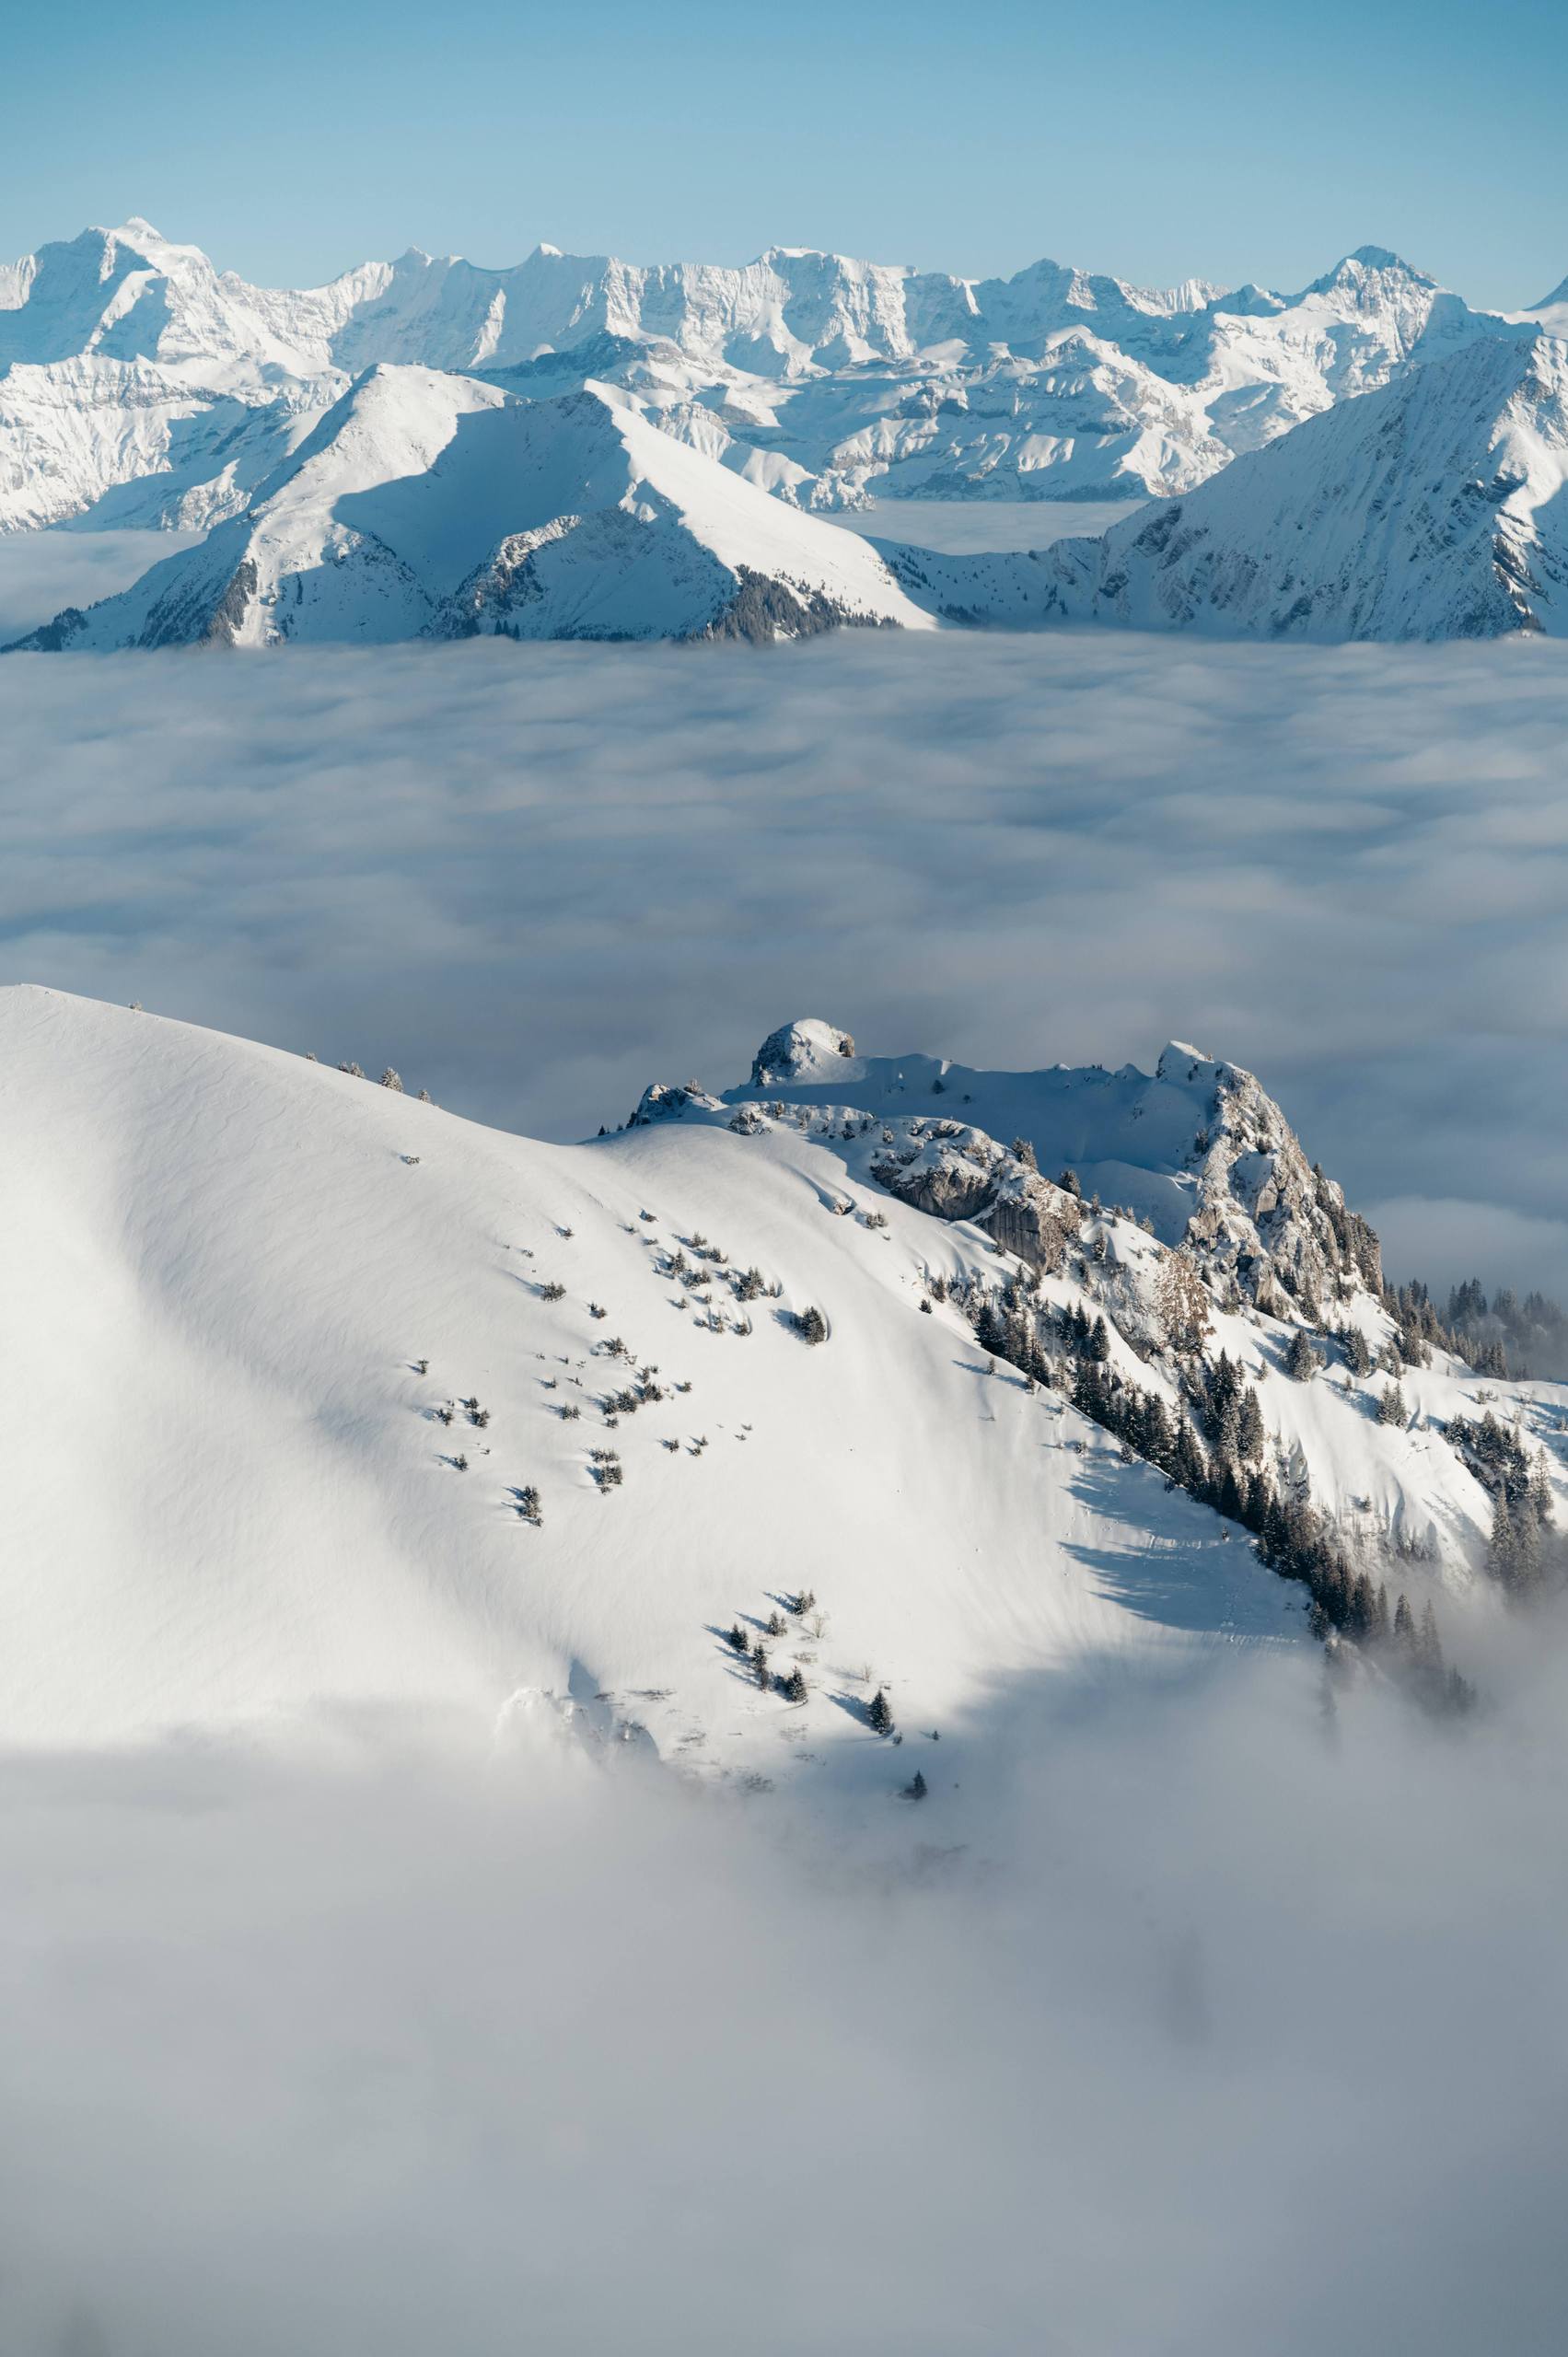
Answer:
[{"xmin": 946, "ymin": 1268, "xmax": 1481, "ymax": 1714}]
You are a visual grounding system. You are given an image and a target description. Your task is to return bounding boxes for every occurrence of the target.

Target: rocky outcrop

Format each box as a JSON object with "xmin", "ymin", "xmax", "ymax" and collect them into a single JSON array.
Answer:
[
  {"xmin": 1157, "ymin": 1045, "xmax": 1382, "ymax": 1310},
  {"xmin": 749, "ymin": 1021, "xmax": 856, "ymax": 1089},
  {"xmin": 868, "ymin": 1119, "xmax": 1078, "ymax": 1271}
]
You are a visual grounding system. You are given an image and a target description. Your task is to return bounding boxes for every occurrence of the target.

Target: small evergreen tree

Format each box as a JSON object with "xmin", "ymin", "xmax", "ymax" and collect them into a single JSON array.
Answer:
[
  {"xmin": 1237, "ymin": 1387, "xmax": 1266, "ymax": 1465},
  {"xmin": 1342, "ymin": 1327, "xmax": 1373, "ymax": 1378},
  {"xmin": 1377, "ymin": 1380, "xmax": 1407, "ymax": 1426},
  {"xmin": 867, "ymin": 1687, "xmax": 893, "ymax": 1735},
  {"xmin": 906, "ymin": 1770, "xmax": 928, "ymax": 1800},
  {"xmin": 782, "ymin": 1666, "xmax": 807, "ymax": 1704},
  {"xmin": 1286, "ymin": 1328, "xmax": 1319, "ymax": 1382},
  {"xmin": 796, "ymin": 1306, "xmax": 828, "ymax": 1345}
]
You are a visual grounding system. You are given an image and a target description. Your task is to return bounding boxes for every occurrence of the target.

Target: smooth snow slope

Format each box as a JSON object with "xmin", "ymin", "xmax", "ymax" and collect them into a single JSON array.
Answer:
[
  {"xmin": 0, "ymin": 988, "xmax": 1290, "ymax": 1757},
  {"xmin": 12, "ymin": 372, "xmax": 932, "ymax": 647}
]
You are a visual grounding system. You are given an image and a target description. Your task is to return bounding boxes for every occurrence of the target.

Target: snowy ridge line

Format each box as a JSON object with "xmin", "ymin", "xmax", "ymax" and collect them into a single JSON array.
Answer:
[
  {"xmin": 1, "ymin": 215, "xmax": 1561, "ymax": 538},
  {"xmin": 8, "ymin": 986, "xmax": 1564, "ymax": 1760}
]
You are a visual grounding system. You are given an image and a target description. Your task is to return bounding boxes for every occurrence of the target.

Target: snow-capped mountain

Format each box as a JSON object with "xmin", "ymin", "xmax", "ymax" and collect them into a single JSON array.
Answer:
[
  {"xmin": 2, "ymin": 988, "xmax": 1552, "ymax": 1755},
  {"xmin": 11, "ymin": 370, "xmax": 931, "ymax": 647},
  {"xmin": 1052, "ymin": 330, "xmax": 1568, "ymax": 640},
  {"xmin": 0, "ymin": 217, "xmax": 1546, "ymax": 533}
]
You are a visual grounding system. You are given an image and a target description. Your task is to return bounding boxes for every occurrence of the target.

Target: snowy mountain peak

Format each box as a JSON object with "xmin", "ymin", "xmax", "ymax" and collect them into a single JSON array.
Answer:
[
  {"xmin": 1055, "ymin": 325, "xmax": 1568, "ymax": 641},
  {"xmin": 0, "ymin": 216, "xmax": 1527, "ymax": 535},
  {"xmin": 749, "ymin": 1020, "xmax": 859, "ymax": 1086},
  {"xmin": 1155, "ymin": 1040, "xmax": 1218, "ymax": 1081},
  {"xmin": 8, "ymin": 373, "xmax": 932, "ymax": 649}
]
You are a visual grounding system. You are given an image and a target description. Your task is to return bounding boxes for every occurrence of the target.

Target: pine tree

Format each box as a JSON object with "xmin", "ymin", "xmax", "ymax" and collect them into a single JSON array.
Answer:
[
  {"xmin": 906, "ymin": 1770, "xmax": 928, "ymax": 1800},
  {"xmin": 867, "ymin": 1687, "xmax": 893, "ymax": 1735},
  {"xmin": 783, "ymin": 1666, "xmax": 807, "ymax": 1704},
  {"xmin": 728, "ymin": 1621, "xmax": 749, "ymax": 1653},
  {"xmin": 1286, "ymin": 1328, "xmax": 1319, "ymax": 1382},
  {"xmin": 1170, "ymin": 1416, "xmax": 1207, "ymax": 1496},
  {"xmin": 752, "ymin": 1643, "xmax": 770, "ymax": 1688},
  {"xmin": 1393, "ymin": 1593, "xmax": 1415, "ymax": 1651},
  {"xmin": 1377, "ymin": 1380, "xmax": 1407, "ymax": 1427},
  {"xmin": 796, "ymin": 1306, "xmax": 828, "ymax": 1345},
  {"xmin": 1342, "ymin": 1327, "xmax": 1373, "ymax": 1377},
  {"xmin": 1237, "ymin": 1387, "xmax": 1266, "ymax": 1465}
]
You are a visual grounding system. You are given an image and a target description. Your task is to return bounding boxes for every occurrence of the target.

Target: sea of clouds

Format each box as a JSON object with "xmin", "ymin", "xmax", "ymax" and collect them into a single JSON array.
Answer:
[
  {"xmin": 2, "ymin": 606, "xmax": 1566, "ymax": 1312},
  {"xmin": 4, "ymin": 566, "xmax": 1568, "ymax": 2350},
  {"xmin": 5, "ymin": 1625, "xmax": 1567, "ymax": 2357}
]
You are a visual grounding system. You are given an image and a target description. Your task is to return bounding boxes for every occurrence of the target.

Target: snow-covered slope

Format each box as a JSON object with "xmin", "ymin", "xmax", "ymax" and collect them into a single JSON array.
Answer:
[
  {"xmin": 10, "ymin": 372, "xmax": 931, "ymax": 648},
  {"xmin": 0, "ymin": 985, "xmax": 1298, "ymax": 1755},
  {"xmin": 4, "ymin": 990, "xmax": 1557, "ymax": 1757},
  {"xmin": 0, "ymin": 220, "xmax": 1530, "ymax": 531},
  {"xmin": 1049, "ymin": 331, "xmax": 1568, "ymax": 640}
]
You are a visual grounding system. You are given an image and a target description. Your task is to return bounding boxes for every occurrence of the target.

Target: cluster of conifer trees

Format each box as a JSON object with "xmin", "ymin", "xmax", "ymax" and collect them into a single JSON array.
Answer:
[{"xmin": 953, "ymin": 1271, "xmax": 1475, "ymax": 1713}]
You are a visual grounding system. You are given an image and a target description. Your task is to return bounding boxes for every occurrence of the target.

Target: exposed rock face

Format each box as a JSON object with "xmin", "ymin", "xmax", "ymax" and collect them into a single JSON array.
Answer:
[
  {"xmin": 633, "ymin": 1022, "xmax": 1385, "ymax": 1331},
  {"xmin": 1156, "ymin": 1045, "xmax": 1382, "ymax": 1310},
  {"xmin": 627, "ymin": 1081, "xmax": 724, "ymax": 1127},
  {"xmin": 749, "ymin": 1021, "xmax": 857, "ymax": 1088},
  {"xmin": 701, "ymin": 568, "xmax": 898, "ymax": 645},
  {"xmin": 868, "ymin": 1120, "xmax": 1078, "ymax": 1271}
]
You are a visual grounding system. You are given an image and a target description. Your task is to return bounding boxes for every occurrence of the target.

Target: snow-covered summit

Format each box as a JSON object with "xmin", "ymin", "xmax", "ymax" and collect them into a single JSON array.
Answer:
[
  {"xmin": 0, "ymin": 217, "xmax": 1527, "ymax": 531},
  {"xmin": 10, "ymin": 370, "xmax": 932, "ymax": 648},
  {"xmin": 705, "ymin": 1022, "xmax": 1381, "ymax": 1312},
  {"xmin": 1058, "ymin": 328, "xmax": 1568, "ymax": 640},
  {"xmin": 3, "ymin": 988, "xmax": 1555, "ymax": 1757}
]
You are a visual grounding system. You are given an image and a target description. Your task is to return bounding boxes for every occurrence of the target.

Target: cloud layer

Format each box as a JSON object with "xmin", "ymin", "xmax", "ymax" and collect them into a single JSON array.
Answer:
[
  {"xmin": 2, "ymin": 630, "xmax": 1566, "ymax": 1302},
  {"xmin": 4, "ymin": 1632, "xmax": 1567, "ymax": 2356}
]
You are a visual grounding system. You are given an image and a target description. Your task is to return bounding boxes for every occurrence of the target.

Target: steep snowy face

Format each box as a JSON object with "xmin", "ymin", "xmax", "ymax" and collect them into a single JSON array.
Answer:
[
  {"xmin": 706, "ymin": 1023, "xmax": 1381, "ymax": 1314},
  {"xmin": 1063, "ymin": 331, "xmax": 1568, "ymax": 640},
  {"xmin": 0, "ymin": 221, "xmax": 1526, "ymax": 528},
  {"xmin": 9, "ymin": 373, "xmax": 933, "ymax": 649}
]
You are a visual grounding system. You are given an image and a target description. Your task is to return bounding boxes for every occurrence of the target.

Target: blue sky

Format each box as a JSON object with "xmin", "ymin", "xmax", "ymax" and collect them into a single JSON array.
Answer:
[{"xmin": 3, "ymin": 0, "xmax": 1564, "ymax": 303}]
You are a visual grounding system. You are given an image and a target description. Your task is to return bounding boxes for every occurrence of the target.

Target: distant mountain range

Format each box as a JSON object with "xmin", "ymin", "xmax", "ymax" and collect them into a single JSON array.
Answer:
[{"xmin": 4, "ymin": 217, "xmax": 1567, "ymax": 644}]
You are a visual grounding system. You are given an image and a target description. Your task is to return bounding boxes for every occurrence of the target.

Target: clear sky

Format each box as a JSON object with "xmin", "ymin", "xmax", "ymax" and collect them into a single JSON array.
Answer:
[{"xmin": 3, "ymin": 0, "xmax": 1564, "ymax": 307}]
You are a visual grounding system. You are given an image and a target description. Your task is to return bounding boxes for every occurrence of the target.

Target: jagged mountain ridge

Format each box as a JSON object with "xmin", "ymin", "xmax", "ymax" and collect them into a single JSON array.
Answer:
[
  {"xmin": 21, "ymin": 325, "xmax": 1568, "ymax": 649},
  {"xmin": 873, "ymin": 331, "xmax": 1568, "ymax": 641},
  {"xmin": 0, "ymin": 216, "xmax": 1552, "ymax": 531},
  {"xmin": 638, "ymin": 1019, "xmax": 1380, "ymax": 1316},
  {"xmin": 6, "ymin": 988, "xmax": 1557, "ymax": 1757},
  {"xmin": 10, "ymin": 371, "xmax": 932, "ymax": 648},
  {"xmin": 1063, "ymin": 330, "xmax": 1568, "ymax": 639}
]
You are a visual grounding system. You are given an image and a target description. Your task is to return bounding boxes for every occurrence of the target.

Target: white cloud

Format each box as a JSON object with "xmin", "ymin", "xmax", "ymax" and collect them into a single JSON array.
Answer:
[
  {"xmin": 4, "ymin": 1629, "xmax": 1568, "ymax": 2355},
  {"xmin": 0, "ymin": 628, "xmax": 1564, "ymax": 1295}
]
